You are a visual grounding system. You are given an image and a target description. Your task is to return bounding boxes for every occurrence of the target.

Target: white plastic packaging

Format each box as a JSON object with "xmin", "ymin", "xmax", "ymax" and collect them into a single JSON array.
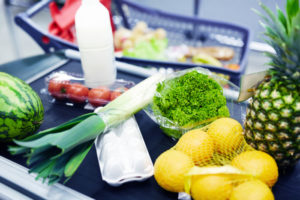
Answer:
[
  {"xmin": 95, "ymin": 116, "xmax": 154, "ymax": 186},
  {"xmin": 75, "ymin": 0, "xmax": 116, "ymax": 88}
]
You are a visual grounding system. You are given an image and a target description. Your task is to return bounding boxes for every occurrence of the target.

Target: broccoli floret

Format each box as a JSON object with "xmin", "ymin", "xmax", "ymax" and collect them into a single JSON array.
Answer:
[{"xmin": 153, "ymin": 71, "xmax": 230, "ymax": 127}]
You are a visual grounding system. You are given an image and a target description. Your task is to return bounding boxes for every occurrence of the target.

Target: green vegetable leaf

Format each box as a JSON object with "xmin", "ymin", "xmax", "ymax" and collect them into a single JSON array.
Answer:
[
  {"xmin": 64, "ymin": 141, "xmax": 93, "ymax": 178},
  {"xmin": 9, "ymin": 73, "xmax": 164, "ymax": 184},
  {"xmin": 287, "ymin": 0, "xmax": 299, "ymax": 22},
  {"xmin": 277, "ymin": 5, "xmax": 288, "ymax": 33},
  {"xmin": 252, "ymin": 8, "xmax": 272, "ymax": 26},
  {"xmin": 14, "ymin": 115, "xmax": 105, "ymax": 153},
  {"xmin": 123, "ymin": 38, "xmax": 167, "ymax": 60},
  {"xmin": 260, "ymin": 2, "xmax": 287, "ymax": 40},
  {"xmin": 9, "ymin": 115, "xmax": 106, "ymax": 184},
  {"xmin": 153, "ymin": 70, "xmax": 230, "ymax": 138},
  {"xmin": 20, "ymin": 113, "xmax": 96, "ymax": 142},
  {"xmin": 8, "ymin": 145, "xmax": 28, "ymax": 155}
]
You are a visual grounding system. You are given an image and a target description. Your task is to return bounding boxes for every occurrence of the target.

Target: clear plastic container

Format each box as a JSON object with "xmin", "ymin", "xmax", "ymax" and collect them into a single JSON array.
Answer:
[
  {"xmin": 43, "ymin": 71, "xmax": 134, "ymax": 109},
  {"xmin": 94, "ymin": 116, "xmax": 153, "ymax": 186},
  {"xmin": 143, "ymin": 67, "xmax": 247, "ymax": 139}
]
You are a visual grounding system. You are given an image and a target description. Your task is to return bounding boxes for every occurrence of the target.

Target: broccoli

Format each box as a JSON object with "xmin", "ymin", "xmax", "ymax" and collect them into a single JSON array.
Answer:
[{"xmin": 153, "ymin": 71, "xmax": 230, "ymax": 128}]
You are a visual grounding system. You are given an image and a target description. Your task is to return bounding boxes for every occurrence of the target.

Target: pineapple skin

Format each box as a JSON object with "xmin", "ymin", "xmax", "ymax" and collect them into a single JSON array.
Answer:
[{"xmin": 244, "ymin": 79, "xmax": 300, "ymax": 169}]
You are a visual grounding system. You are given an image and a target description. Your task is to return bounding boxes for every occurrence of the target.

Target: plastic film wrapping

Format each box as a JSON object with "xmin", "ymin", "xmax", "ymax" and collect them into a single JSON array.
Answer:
[
  {"xmin": 144, "ymin": 67, "xmax": 246, "ymax": 139},
  {"xmin": 95, "ymin": 116, "xmax": 153, "ymax": 186}
]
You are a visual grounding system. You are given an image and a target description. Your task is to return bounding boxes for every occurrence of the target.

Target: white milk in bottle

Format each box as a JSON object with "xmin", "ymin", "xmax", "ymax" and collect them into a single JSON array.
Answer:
[{"xmin": 75, "ymin": 0, "xmax": 116, "ymax": 88}]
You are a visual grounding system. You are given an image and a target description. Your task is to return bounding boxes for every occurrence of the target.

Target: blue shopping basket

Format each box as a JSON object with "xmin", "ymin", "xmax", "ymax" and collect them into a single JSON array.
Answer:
[{"xmin": 14, "ymin": 0, "xmax": 250, "ymax": 84}]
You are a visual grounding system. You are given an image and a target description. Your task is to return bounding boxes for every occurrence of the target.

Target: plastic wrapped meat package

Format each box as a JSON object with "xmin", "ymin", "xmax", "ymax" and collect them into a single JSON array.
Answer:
[{"xmin": 95, "ymin": 116, "xmax": 154, "ymax": 186}]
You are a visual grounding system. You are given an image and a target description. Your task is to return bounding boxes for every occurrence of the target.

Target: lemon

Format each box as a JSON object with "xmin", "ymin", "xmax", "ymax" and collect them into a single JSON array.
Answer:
[
  {"xmin": 154, "ymin": 150, "xmax": 194, "ymax": 192},
  {"xmin": 191, "ymin": 175, "xmax": 233, "ymax": 200},
  {"xmin": 230, "ymin": 180, "xmax": 274, "ymax": 200},
  {"xmin": 207, "ymin": 118, "xmax": 244, "ymax": 156},
  {"xmin": 231, "ymin": 151, "xmax": 278, "ymax": 187},
  {"xmin": 175, "ymin": 129, "xmax": 214, "ymax": 166}
]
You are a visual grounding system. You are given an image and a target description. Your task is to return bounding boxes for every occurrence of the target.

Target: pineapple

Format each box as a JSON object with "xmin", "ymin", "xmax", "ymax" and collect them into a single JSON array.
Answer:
[{"xmin": 244, "ymin": 0, "xmax": 300, "ymax": 170}]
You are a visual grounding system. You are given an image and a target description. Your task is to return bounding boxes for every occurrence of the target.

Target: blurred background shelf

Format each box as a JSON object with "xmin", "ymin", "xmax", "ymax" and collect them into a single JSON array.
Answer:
[{"xmin": 0, "ymin": 0, "xmax": 281, "ymax": 75}]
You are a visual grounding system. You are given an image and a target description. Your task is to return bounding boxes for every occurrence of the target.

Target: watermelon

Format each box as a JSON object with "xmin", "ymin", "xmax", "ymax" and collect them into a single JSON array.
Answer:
[{"xmin": 0, "ymin": 72, "xmax": 44, "ymax": 142}]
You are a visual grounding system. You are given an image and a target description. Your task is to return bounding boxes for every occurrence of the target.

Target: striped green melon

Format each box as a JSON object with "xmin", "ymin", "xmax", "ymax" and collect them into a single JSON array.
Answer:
[{"xmin": 0, "ymin": 72, "xmax": 44, "ymax": 142}]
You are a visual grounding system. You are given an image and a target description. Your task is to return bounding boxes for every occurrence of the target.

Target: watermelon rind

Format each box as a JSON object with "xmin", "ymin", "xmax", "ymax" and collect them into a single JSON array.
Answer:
[{"xmin": 0, "ymin": 72, "xmax": 44, "ymax": 142}]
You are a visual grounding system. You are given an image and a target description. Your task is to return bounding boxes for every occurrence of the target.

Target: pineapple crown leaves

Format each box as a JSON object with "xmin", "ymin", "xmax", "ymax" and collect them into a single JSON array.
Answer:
[{"xmin": 254, "ymin": 0, "xmax": 300, "ymax": 84}]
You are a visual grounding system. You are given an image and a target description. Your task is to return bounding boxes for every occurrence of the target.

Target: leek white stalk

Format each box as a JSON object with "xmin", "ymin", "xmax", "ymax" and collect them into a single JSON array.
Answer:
[
  {"xmin": 9, "ymin": 73, "xmax": 165, "ymax": 184},
  {"xmin": 96, "ymin": 72, "xmax": 165, "ymax": 127}
]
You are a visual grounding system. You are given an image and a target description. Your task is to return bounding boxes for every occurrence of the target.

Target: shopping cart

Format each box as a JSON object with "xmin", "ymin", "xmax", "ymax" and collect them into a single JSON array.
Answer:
[{"xmin": 14, "ymin": 0, "xmax": 250, "ymax": 84}]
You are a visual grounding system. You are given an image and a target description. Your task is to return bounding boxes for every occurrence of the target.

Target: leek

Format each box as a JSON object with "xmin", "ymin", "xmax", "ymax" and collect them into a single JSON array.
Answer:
[{"xmin": 9, "ymin": 73, "xmax": 165, "ymax": 184}]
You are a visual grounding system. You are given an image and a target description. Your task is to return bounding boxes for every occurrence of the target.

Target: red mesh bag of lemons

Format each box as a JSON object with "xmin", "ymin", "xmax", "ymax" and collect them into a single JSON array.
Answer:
[{"xmin": 154, "ymin": 117, "xmax": 278, "ymax": 200}]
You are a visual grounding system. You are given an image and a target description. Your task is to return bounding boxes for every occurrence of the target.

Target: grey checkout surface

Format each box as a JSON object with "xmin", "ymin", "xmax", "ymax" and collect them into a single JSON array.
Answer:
[{"xmin": 0, "ymin": 53, "xmax": 299, "ymax": 200}]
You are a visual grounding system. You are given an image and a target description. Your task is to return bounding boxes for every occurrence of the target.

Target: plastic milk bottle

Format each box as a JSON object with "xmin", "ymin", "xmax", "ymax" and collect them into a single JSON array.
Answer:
[{"xmin": 75, "ymin": 0, "xmax": 116, "ymax": 88}]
